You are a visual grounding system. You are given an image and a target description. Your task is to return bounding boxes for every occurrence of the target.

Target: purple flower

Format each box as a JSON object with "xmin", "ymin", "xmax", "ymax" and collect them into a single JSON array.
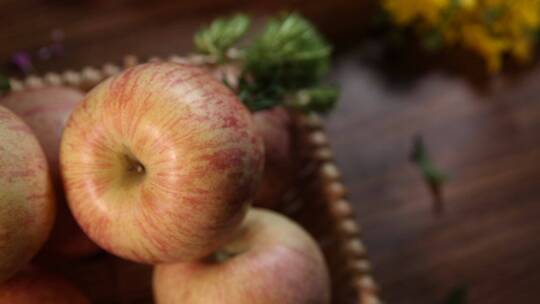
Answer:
[{"xmin": 11, "ymin": 52, "xmax": 33, "ymax": 74}]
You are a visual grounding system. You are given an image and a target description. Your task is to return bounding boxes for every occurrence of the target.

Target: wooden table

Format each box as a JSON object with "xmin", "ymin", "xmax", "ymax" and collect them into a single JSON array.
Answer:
[{"xmin": 2, "ymin": 1, "xmax": 540, "ymax": 303}]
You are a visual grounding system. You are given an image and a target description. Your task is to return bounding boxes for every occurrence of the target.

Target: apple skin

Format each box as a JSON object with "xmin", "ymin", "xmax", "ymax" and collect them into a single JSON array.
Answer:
[
  {"xmin": 153, "ymin": 208, "xmax": 331, "ymax": 304},
  {"xmin": 0, "ymin": 105, "xmax": 55, "ymax": 283},
  {"xmin": 0, "ymin": 87, "xmax": 100, "ymax": 259},
  {"xmin": 0, "ymin": 267, "xmax": 90, "ymax": 304},
  {"xmin": 208, "ymin": 65, "xmax": 295, "ymax": 209},
  {"xmin": 60, "ymin": 62, "xmax": 264, "ymax": 264},
  {"xmin": 252, "ymin": 107, "xmax": 295, "ymax": 209},
  {"xmin": 0, "ymin": 87, "xmax": 83, "ymax": 188}
]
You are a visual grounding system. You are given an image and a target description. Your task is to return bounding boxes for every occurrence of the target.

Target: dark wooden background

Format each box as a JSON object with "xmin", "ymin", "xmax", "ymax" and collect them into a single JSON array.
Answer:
[{"xmin": 2, "ymin": 1, "xmax": 540, "ymax": 303}]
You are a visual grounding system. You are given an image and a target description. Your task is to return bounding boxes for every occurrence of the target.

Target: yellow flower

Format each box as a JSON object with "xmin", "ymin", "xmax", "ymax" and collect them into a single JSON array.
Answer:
[
  {"xmin": 507, "ymin": 0, "xmax": 540, "ymax": 28},
  {"xmin": 382, "ymin": 0, "xmax": 540, "ymax": 72},
  {"xmin": 383, "ymin": 0, "xmax": 450, "ymax": 25},
  {"xmin": 461, "ymin": 24, "xmax": 508, "ymax": 72},
  {"xmin": 511, "ymin": 36, "xmax": 533, "ymax": 62},
  {"xmin": 460, "ymin": 0, "xmax": 477, "ymax": 10}
]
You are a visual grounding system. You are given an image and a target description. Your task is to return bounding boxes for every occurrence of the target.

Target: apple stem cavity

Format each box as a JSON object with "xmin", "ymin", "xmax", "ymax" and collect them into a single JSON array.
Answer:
[
  {"xmin": 121, "ymin": 153, "xmax": 146, "ymax": 186},
  {"xmin": 128, "ymin": 159, "xmax": 145, "ymax": 174}
]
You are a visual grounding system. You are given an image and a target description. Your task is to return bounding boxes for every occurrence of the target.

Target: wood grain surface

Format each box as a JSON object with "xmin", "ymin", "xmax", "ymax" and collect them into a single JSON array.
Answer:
[{"xmin": 2, "ymin": 1, "xmax": 540, "ymax": 303}]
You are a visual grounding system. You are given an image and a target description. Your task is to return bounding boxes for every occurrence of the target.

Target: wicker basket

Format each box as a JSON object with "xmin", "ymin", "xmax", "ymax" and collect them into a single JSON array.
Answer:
[{"xmin": 8, "ymin": 55, "xmax": 381, "ymax": 304}]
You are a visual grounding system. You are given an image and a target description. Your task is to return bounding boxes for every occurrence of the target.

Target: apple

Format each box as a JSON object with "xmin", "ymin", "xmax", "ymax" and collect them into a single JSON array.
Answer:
[
  {"xmin": 252, "ymin": 107, "xmax": 295, "ymax": 209},
  {"xmin": 60, "ymin": 62, "xmax": 264, "ymax": 264},
  {"xmin": 0, "ymin": 105, "xmax": 55, "ymax": 283},
  {"xmin": 0, "ymin": 266, "xmax": 90, "ymax": 304},
  {"xmin": 0, "ymin": 87, "xmax": 100, "ymax": 259},
  {"xmin": 153, "ymin": 208, "xmax": 331, "ymax": 304},
  {"xmin": 208, "ymin": 64, "xmax": 296, "ymax": 209}
]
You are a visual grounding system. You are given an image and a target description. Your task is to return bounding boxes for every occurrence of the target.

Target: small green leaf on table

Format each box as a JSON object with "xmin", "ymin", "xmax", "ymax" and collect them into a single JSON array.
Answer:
[{"xmin": 410, "ymin": 135, "xmax": 448, "ymax": 212}]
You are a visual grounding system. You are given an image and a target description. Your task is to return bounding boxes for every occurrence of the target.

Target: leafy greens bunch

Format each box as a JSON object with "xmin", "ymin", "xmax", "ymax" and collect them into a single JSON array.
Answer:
[{"xmin": 194, "ymin": 13, "xmax": 338, "ymax": 113}]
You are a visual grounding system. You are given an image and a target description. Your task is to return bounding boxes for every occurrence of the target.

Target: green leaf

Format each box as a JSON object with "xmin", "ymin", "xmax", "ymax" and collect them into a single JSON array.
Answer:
[
  {"xmin": 193, "ymin": 12, "xmax": 338, "ymax": 114},
  {"xmin": 237, "ymin": 75, "xmax": 285, "ymax": 112},
  {"xmin": 286, "ymin": 86, "xmax": 339, "ymax": 113},
  {"xmin": 245, "ymin": 13, "xmax": 331, "ymax": 90},
  {"xmin": 194, "ymin": 14, "xmax": 251, "ymax": 62},
  {"xmin": 0, "ymin": 74, "xmax": 10, "ymax": 94},
  {"xmin": 411, "ymin": 135, "xmax": 448, "ymax": 185}
]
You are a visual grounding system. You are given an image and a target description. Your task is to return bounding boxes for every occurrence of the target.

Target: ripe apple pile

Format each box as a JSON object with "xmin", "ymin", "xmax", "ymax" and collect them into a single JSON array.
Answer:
[{"xmin": 0, "ymin": 62, "xmax": 330, "ymax": 303}]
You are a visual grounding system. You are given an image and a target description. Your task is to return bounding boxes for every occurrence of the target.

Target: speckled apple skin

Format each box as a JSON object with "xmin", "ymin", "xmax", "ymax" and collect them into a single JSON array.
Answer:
[
  {"xmin": 1, "ymin": 87, "xmax": 100, "ymax": 259},
  {"xmin": 0, "ymin": 267, "xmax": 90, "ymax": 304},
  {"xmin": 153, "ymin": 208, "xmax": 331, "ymax": 304},
  {"xmin": 208, "ymin": 64, "xmax": 296, "ymax": 209},
  {"xmin": 0, "ymin": 106, "xmax": 55, "ymax": 283},
  {"xmin": 60, "ymin": 62, "xmax": 264, "ymax": 264}
]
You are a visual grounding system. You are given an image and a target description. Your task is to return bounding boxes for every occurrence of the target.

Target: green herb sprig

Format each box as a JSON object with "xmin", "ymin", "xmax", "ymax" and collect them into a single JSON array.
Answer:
[
  {"xmin": 193, "ymin": 13, "xmax": 338, "ymax": 113},
  {"xmin": 194, "ymin": 14, "xmax": 250, "ymax": 63},
  {"xmin": 245, "ymin": 13, "xmax": 331, "ymax": 90}
]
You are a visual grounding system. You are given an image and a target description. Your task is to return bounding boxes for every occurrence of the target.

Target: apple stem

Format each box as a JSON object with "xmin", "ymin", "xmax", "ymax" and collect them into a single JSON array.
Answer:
[
  {"xmin": 133, "ymin": 163, "xmax": 144, "ymax": 174},
  {"xmin": 124, "ymin": 154, "xmax": 145, "ymax": 175}
]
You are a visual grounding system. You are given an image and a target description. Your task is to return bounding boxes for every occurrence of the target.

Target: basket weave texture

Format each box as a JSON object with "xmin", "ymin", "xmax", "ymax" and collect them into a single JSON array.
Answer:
[{"xmin": 8, "ymin": 55, "xmax": 381, "ymax": 304}]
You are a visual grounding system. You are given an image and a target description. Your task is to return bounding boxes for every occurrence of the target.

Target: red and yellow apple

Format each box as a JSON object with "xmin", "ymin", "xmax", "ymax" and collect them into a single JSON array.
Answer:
[
  {"xmin": 0, "ymin": 105, "xmax": 55, "ymax": 282},
  {"xmin": 0, "ymin": 87, "xmax": 100, "ymax": 259},
  {"xmin": 153, "ymin": 208, "xmax": 331, "ymax": 304},
  {"xmin": 60, "ymin": 62, "xmax": 264, "ymax": 264},
  {"xmin": 208, "ymin": 64, "xmax": 296, "ymax": 209},
  {"xmin": 0, "ymin": 267, "xmax": 90, "ymax": 304},
  {"xmin": 252, "ymin": 107, "xmax": 296, "ymax": 208}
]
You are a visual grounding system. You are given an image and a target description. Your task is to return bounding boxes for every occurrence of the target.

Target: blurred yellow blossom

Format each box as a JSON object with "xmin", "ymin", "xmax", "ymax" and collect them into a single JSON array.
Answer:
[
  {"xmin": 461, "ymin": 24, "xmax": 508, "ymax": 71},
  {"xmin": 460, "ymin": 0, "xmax": 477, "ymax": 10},
  {"xmin": 382, "ymin": 0, "xmax": 540, "ymax": 72}
]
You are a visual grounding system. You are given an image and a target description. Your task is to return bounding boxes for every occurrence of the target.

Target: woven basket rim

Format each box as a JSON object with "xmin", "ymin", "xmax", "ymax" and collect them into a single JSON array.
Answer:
[{"xmin": 6, "ymin": 54, "xmax": 381, "ymax": 304}]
